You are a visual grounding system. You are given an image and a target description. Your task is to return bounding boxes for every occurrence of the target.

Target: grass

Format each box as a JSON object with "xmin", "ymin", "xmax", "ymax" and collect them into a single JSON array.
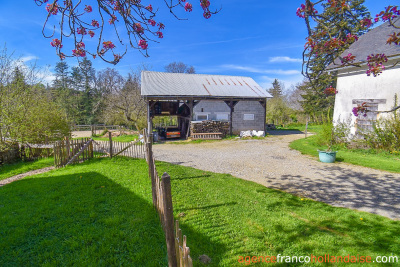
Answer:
[
  {"xmin": 92, "ymin": 134, "xmax": 139, "ymax": 142},
  {"xmin": 2, "ymin": 157, "xmax": 399, "ymax": 266},
  {"xmin": 0, "ymin": 157, "xmax": 54, "ymax": 181},
  {"xmin": 155, "ymin": 161, "xmax": 400, "ymax": 266},
  {"xmin": 0, "ymin": 157, "xmax": 167, "ymax": 266},
  {"xmin": 290, "ymin": 135, "xmax": 400, "ymax": 173}
]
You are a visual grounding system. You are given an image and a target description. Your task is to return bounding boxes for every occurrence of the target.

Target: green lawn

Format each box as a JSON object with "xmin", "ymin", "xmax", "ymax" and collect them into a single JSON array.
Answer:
[
  {"xmin": 0, "ymin": 158, "xmax": 167, "ymax": 266},
  {"xmin": 92, "ymin": 134, "xmax": 139, "ymax": 142},
  {"xmin": 156, "ymin": 161, "xmax": 400, "ymax": 266},
  {"xmin": 290, "ymin": 135, "xmax": 400, "ymax": 173},
  {"xmin": 1, "ymin": 157, "xmax": 399, "ymax": 266},
  {"xmin": 0, "ymin": 157, "xmax": 54, "ymax": 181}
]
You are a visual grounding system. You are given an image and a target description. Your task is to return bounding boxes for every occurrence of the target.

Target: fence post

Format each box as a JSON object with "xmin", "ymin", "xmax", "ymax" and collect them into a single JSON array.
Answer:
[
  {"xmin": 109, "ymin": 132, "xmax": 113, "ymax": 158},
  {"xmin": 65, "ymin": 136, "xmax": 71, "ymax": 164},
  {"xmin": 161, "ymin": 172, "xmax": 178, "ymax": 267}
]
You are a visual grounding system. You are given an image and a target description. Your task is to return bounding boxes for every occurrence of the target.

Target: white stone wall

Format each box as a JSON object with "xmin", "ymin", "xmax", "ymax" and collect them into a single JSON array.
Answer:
[{"xmin": 333, "ymin": 66, "xmax": 400, "ymax": 135}]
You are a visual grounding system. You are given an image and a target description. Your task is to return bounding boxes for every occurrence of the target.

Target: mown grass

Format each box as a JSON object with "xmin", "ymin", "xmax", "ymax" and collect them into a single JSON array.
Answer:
[
  {"xmin": 0, "ymin": 157, "xmax": 54, "ymax": 181},
  {"xmin": 92, "ymin": 134, "xmax": 139, "ymax": 142},
  {"xmin": 2, "ymin": 157, "xmax": 399, "ymax": 266},
  {"xmin": 0, "ymin": 158, "xmax": 167, "ymax": 266},
  {"xmin": 156, "ymin": 161, "xmax": 400, "ymax": 266},
  {"xmin": 290, "ymin": 135, "xmax": 400, "ymax": 173}
]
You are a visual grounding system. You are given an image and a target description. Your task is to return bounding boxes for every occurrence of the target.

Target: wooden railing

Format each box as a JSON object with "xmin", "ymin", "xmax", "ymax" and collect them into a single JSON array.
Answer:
[{"xmin": 144, "ymin": 129, "xmax": 193, "ymax": 267}]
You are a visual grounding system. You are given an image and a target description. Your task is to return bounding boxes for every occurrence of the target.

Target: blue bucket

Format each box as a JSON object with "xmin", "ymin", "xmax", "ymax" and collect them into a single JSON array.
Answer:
[{"xmin": 318, "ymin": 150, "xmax": 337, "ymax": 163}]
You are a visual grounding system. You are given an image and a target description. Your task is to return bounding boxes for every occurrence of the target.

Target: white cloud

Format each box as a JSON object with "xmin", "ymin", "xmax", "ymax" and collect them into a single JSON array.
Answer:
[
  {"xmin": 269, "ymin": 56, "xmax": 302, "ymax": 63},
  {"xmin": 220, "ymin": 64, "xmax": 301, "ymax": 75},
  {"xmin": 20, "ymin": 55, "xmax": 39, "ymax": 63}
]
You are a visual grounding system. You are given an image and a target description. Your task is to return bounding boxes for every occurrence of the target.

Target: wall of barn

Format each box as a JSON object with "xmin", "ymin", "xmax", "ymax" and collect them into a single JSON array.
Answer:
[{"xmin": 193, "ymin": 100, "xmax": 265, "ymax": 134}]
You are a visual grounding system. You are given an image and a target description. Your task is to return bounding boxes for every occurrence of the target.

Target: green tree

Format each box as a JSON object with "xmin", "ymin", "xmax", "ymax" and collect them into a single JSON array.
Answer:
[
  {"xmin": 268, "ymin": 79, "xmax": 284, "ymax": 98},
  {"xmin": 300, "ymin": 0, "xmax": 370, "ymax": 119}
]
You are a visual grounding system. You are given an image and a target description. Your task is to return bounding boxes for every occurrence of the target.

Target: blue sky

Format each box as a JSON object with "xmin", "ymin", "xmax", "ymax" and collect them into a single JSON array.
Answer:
[{"xmin": 0, "ymin": 0, "xmax": 395, "ymax": 90}]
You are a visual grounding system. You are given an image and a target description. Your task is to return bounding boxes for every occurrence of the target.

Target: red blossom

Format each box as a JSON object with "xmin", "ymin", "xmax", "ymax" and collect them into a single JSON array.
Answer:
[
  {"xmin": 109, "ymin": 14, "xmax": 117, "ymax": 24},
  {"xmin": 134, "ymin": 23, "xmax": 144, "ymax": 34},
  {"xmin": 148, "ymin": 19, "xmax": 156, "ymax": 26},
  {"xmin": 46, "ymin": 3, "xmax": 59, "ymax": 15},
  {"xmin": 156, "ymin": 31, "xmax": 163, "ymax": 38},
  {"xmin": 184, "ymin": 2, "xmax": 193, "ymax": 12},
  {"xmin": 50, "ymin": 38, "xmax": 63, "ymax": 48},
  {"xmin": 84, "ymin": 5, "xmax": 92, "ymax": 13},
  {"xmin": 113, "ymin": 54, "xmax": 122, "ymax": 62},
  {"xmin": 138, "ymin": 39, "xmax": 148, "ymax": 49},
  {"xmin": 88, "ymin": 30, "xmax": 95, "ymax": 38},
  {"xmin": 157, "ymin": 22, "xmax": 165, "ymax": 30},
  {"xmin": 203, "ymin": 11, "xmax": 211, "ymax": 19},
  {"xmin": 146, "ymin": 4, "xmax": 153, "ymax": 12},
  {"xmin": 324, "ymin": 86, "xmax": 338, "ymax": 96},
  {"xmin": 77, "ymin": 27, "xmax": 87, "ymax": 35},
  {"xmin": 200, "ymin": 0, "xmax": 210, "ymax": 9},
  {"xmin": 103, "ymin": 41, "xmax": 116, "ymax": 49},
  {"xmin": 91, "ymin": 20, "xmax": 100, "ymax": 28},
  {"xmin": 72, "ymin": 49, "xmax": 86, "ymax": 57}
]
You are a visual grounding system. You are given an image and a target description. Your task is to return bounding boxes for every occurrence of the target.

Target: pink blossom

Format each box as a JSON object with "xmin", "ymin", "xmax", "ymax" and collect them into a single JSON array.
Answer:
[
  {"xmin": 148, "ymin": 19, "xmax": 156, "ymax": 26},
  {"xmin": 91, "ymin": 20, "xmax": 100, "ymax": 28},
  {"xmin": 84, "ymin": 5, "xmax": 92, "ymax": 13},
  {"xmin": 50, "ymin": 38, "xmax": 63, "ymax": 48},
  {"xmin": 138, "ymin": 39, "xmax": 148, "ymax": 49},
  {"xmin": 184, "ymin": 2, "xmax": 193, "ymax": 12},
  {"xmin": 156, "ymin": 31, "xmax": 163, "ymax": 38}
]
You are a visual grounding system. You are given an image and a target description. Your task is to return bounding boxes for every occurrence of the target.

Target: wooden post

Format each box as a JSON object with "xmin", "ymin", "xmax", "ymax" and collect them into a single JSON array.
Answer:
[
  {"xmin": 260, "ymin": 99, "xmax": 267, "ymax": 135},
  {"xmin": 109, "ymin": 132, "xmax": 113, "ymax": 158},
  {"xmin": 186, "ymin": 100, "xmax": 193, "ymax": 139},
  {"xmin": 65, "ymin": 136, "xmax": 71, "ymax": 163},
  {"xmin": 305, "ymin": 116, "xmax": 309, "ymax": 138},
  {"xmin": 161, "ymin": 172, "xmax": 177, "ymax": 267}
]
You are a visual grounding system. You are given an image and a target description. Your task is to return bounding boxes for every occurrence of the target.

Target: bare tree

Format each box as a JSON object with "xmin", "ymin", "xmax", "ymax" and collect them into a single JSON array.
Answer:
[
  {"xmin": 164, "ymin": 62, "xmax": 196, "ymax": 74},
  {"xmin": 101, "ymin": 69, "xmax": 147, "ymax": 129}
]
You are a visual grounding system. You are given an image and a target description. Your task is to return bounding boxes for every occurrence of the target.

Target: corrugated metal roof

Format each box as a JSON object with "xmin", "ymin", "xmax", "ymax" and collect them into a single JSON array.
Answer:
[{"xmin": 141, "ymin": 71, "xmax": 272, "ymax": 98}]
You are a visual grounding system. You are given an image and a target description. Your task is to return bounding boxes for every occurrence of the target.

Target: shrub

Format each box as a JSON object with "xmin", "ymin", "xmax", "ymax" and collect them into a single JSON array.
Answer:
[{"xmin": 362, "ymin": 116, "xmax": 400, "ymax": 152}]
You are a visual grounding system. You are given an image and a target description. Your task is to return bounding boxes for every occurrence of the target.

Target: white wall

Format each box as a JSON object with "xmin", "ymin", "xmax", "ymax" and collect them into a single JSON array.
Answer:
[{"xmin": 333, "ymin": 65, "xmax": 400, "ymax": 135}]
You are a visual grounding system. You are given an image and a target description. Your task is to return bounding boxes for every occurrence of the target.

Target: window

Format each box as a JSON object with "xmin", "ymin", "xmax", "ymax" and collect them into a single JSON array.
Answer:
[
  {"xmin": 216, "ymin": 113, "xmax": 229, "ymax": 121},
  {"xmin": 243, "ymin": 114, "xmax": 254, "ymax": 120},
  {"xmin": 195, "ymin": 112, "xmax": 210, "ymax": 121},
  {"xmin": 353, "ymin": 99, "xmax": 386, "ymax": 137}
]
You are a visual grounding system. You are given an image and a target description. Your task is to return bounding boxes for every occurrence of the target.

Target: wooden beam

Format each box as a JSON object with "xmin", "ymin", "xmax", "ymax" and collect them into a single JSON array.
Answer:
[{"xmin": 224, "ymin": 101, "xmax": 239, "ymax": 136}]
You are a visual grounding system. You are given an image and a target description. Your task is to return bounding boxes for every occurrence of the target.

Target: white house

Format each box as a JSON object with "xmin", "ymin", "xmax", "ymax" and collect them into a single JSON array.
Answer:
[{"xmin": 328, "ymin": 20, "xmax": 400, "ymax": 136}]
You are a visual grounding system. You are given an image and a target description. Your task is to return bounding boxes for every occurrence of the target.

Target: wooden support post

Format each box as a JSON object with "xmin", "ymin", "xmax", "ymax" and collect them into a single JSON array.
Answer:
[
  {"xmin": 161, "ymin": 172, "xmax": 177, "ymax": 267},
  {"xmin": 224, "ymin": 101, "xmax": 238, "ymax": 136},
  {"xmin": 259, "ymin": 99, "xmax": 267, "ymax": 135},
  {"xmin": 109, "ymin": 132, "xmax": 113, "ymax": 158},
  {"xmin": 186, "ymin": 100, "xmax": 193, "ymax": 139}
]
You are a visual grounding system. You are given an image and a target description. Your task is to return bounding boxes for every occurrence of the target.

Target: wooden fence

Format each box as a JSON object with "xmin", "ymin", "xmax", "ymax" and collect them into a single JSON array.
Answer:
[
  {"xmin": 54, "ymin": 138, "xmax": 94, "ymax": 167},
  {"xmin": 54, "ymin": 135, "xmax": 145, "ymax": 167},
  {"xmin": 144, "ymin": 130, "xmax": 193, "ymax": 267}
]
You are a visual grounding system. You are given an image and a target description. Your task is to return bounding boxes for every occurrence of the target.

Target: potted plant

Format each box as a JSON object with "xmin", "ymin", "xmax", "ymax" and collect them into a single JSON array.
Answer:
[{"xmin": 318, "ymin": 124, "xmax": 337, "ymax": 163}]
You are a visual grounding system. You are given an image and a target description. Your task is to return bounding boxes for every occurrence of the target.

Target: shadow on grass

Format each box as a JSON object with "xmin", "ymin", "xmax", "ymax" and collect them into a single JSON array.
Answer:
[
  {"xmin": 264, "ymin": 164, "xmax": 400, "ymax": 220},
  {"xmin": 267, "ymin": 129, "xmax": 304, "ymax": 136}
]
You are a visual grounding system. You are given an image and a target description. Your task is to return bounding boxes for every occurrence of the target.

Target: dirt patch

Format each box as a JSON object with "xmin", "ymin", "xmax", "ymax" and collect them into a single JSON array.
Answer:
[{"xmin": 0, "ymin": 167, "xmax": 55, "ymax": 187}]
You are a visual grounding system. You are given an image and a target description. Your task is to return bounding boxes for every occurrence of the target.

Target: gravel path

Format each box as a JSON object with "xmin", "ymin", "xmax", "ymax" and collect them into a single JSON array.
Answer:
[
  {"xmin": 0, "ymin": 167, "xmax": 55, "ymax": 187},
  {"xmin": 153, "ymin": 132, "xmax": 400, "ymax": 220}
]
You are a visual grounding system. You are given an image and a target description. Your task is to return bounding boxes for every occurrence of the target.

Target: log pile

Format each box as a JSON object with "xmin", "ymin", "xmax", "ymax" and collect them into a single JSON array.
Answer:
[{"xmin": 191, "ymin": 121, "xmax": 230, "ymax": 137}]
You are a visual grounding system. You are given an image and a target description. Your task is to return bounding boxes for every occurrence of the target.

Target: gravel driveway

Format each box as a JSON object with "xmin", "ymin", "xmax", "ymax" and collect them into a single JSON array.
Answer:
[{"xmin": 153, "ymin": 131, "xmax": 400, "ymax": 220}]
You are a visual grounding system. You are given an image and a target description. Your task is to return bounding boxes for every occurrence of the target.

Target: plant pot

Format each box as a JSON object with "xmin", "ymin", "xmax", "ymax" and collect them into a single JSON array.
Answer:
[{"xmin": 318, "ymin": 150, "xmax": 337, "ymax": 163}]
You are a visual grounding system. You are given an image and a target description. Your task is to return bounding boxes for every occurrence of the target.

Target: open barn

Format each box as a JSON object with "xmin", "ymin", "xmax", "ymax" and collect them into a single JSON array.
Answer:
[{"xmin": 141, "ymin": 71, "xmax": 272, "ymax": 139}]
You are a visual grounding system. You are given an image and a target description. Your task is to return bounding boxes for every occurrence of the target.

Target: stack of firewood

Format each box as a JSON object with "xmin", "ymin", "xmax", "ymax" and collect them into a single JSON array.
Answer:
[{"xmin": 191, "ymin": 121, "xmax": 230, "ymax": 136}]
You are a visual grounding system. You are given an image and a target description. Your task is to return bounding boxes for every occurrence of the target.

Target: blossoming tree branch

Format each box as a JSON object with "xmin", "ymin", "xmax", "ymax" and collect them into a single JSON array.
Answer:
[
  {"xmin": 34, "ymin": 0, "xmax": 216, "ymax": 64},
  {"xmin": 297, "ymin": 0, "xmax": 400, "ymax": 116}
]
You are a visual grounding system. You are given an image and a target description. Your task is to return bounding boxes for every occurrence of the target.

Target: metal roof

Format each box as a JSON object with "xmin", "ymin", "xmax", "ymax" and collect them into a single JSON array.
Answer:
[
  {"xmin": 328, "ymin": 19, "xmax": 400, "ymax": 70},
  {"xmin": 141, "ymin": 71, "xmax": 272, "ymax": 99}
]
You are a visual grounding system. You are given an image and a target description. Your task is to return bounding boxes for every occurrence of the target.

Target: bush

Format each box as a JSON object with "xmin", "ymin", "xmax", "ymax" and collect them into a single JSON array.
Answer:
[{"xmin": 362, "ymin": 116, "xmax": 400, "ymax": 152}]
